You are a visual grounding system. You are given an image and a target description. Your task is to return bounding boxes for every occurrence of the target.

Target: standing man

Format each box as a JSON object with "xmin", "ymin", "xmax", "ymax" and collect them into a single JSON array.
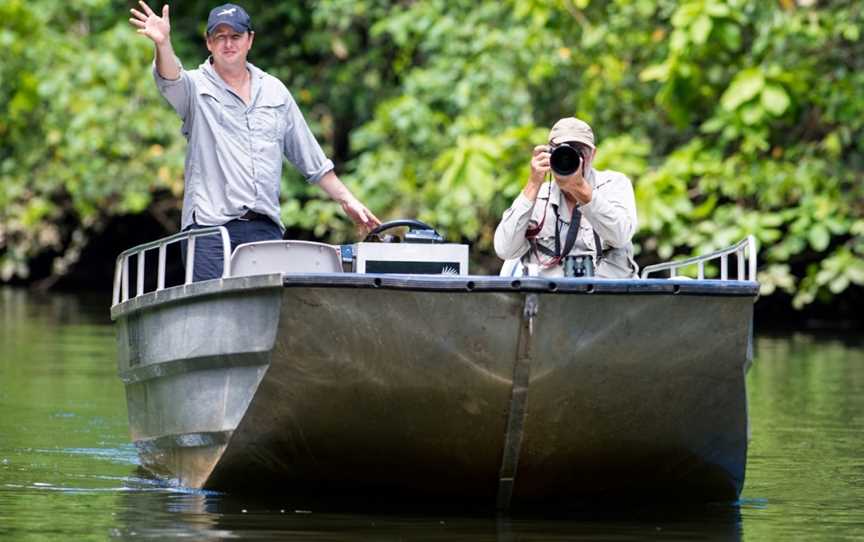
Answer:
[
  {"xmin": 494, "ymin": 117, "xmax": 638, "ymax": 278},
  {"xmin": 129, "ymin": 2, "xmax": 380, "ymax": 280}
]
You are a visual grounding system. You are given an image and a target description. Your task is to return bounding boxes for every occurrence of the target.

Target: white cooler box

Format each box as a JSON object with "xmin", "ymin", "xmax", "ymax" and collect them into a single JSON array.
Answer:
[{"xmin": 351, "ymin": 242, "xmax": 469, "ymax": 275}]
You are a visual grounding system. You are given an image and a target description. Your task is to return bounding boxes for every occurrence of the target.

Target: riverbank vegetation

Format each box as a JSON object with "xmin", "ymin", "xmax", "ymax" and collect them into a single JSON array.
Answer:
[{"xmin": 1, "ymin": 0, "xmax": 861, "ymax": 314}]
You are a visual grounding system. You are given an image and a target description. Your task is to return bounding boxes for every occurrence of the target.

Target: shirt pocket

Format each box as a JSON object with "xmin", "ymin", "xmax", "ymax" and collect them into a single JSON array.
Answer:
[
  {"xmin": 197, "ymin": 89, "xmax": 225, "ymax": 127},
  {"xmin": 253, "ymin": 96, "xmax": 287, "ymax": 143},
  {"xmin": 579, "ymin": 216, "xmax": 596, "ymax": 251}
]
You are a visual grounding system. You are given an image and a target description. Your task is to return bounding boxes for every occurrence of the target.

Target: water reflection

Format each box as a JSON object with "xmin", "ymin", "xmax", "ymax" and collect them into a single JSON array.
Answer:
[
  {"xmin": 1, "ymin": 287, "xmax": 863, "ymax": 540},
  {"xmin": 110, "ymin": 488, "xmax": 743, "ymax": 541}
]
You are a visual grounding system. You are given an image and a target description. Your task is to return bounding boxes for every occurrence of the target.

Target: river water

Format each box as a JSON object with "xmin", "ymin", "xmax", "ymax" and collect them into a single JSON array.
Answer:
[{"xmin": 0, "ymin": 287, "xmax": 862, "ymax": 541}]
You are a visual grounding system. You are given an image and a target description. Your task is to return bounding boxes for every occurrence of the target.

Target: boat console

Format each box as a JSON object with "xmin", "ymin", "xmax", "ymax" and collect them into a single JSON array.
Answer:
[{"xmin": 346, "ymin": 219, "xmax": 469, "ymax": 275}]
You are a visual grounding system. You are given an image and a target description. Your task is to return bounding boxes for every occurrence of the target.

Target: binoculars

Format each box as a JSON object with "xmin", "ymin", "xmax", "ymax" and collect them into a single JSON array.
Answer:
[{"xmin": 564, "ymin": 255, "xmax": 594, "ymax": 278}]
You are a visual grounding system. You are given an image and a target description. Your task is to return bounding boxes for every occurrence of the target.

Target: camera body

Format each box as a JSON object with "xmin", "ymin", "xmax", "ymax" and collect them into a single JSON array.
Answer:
[{"xmin": 550, "ymin": 142, "xmax": 583, "ymax": 176}]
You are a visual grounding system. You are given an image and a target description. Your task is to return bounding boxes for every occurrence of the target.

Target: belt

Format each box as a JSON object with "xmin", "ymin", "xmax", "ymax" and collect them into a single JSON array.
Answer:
[{"xmin": 239, "ymin": 210, "xmax": 267, "ymax": 221}]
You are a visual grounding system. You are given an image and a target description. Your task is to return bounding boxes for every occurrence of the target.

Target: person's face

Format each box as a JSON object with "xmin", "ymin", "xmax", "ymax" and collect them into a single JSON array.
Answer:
[{"xmin": 206, "ymin": 24, "xmax": 254, "ymax": 67}]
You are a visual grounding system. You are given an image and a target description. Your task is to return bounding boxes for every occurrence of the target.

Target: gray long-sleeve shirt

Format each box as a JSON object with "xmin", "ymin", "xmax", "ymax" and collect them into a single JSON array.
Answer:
[
  {"xmin": 154, "ymin": 58, "xmax": 334, "ymax": 231},
  {"xmin": 494, "ymin": 169, "xmax": 639, "ymax": 278}
]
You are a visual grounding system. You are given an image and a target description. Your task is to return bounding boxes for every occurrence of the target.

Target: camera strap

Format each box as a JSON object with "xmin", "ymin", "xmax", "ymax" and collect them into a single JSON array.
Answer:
[
  {"xmin": 523, "ymin": 180, "xmax": 602, "ymax": 268},
  {"xmin": 533, "ymin": 203, "xmax": 602, "ymax": 267},
  {"xmin": 558, "ymin": 204, "xmax": 583, "ymax": 263},
  {"xmin": 525, "ymin": 182, "xmax": 553, "ymax": 239}
]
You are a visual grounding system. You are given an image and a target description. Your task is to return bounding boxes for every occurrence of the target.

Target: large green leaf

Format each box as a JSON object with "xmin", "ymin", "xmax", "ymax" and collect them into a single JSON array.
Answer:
[
  {"xmin": 760, "ymin": 84, "xmax": 791, "ymax": 116},
  {"xmin": 808, "ymin": 223, "xmax": 831, "ymax": 252},
  {"xmin": 721, "ymin": 68, "xmax": 765, "ymax": 111}
]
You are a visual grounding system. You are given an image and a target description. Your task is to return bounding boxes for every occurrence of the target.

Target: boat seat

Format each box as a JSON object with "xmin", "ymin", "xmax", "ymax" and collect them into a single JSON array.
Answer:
[{"xmin": 230, "ymin": 240, "xmax": 343, "ymax": 277}]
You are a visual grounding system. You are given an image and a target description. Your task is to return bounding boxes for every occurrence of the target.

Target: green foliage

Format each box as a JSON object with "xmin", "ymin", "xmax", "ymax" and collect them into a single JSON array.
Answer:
[
  {"xmin": 0, "ymin": 0, "xmax": 861, "ymax": 311},
  {"xmin": 0, "ymin": 0, "xmax": 185, "ymax": 279}
]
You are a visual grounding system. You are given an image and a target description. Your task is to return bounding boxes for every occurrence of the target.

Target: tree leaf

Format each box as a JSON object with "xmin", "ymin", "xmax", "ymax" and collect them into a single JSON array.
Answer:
[
  {"xmin": 691, "ymin": 15, "xmax": 713, "ymax": 45},
  {"xmin": 808, "ymin": 223, "xmax": 830, "ymax": 251},
  {"xmin": 760, "ymin": 84, "xmax": 791, "ymax": 116},
  {"xmin": 721, "ymin": 68, "xmax": 765, "ymax": 111}
]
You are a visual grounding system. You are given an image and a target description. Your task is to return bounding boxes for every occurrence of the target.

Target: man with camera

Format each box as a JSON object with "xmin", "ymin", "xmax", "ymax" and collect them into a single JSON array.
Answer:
[
  {"xmin": 129, "ymin": 2, "xmax": 380, "ymax": 281},
  {"xmin": 494, "ymin": 117, "xmax": 638, "ymax": 278}
]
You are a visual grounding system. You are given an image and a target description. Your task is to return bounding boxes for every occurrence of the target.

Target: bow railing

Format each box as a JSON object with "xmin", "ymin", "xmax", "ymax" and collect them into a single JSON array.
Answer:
[
  {"xmin": 112, "ymin": 226, "xmax": 231, "ymax": 307},
  {"xmin": 640, "ymin": 236, "xmax": 757, "ymax": 281}
]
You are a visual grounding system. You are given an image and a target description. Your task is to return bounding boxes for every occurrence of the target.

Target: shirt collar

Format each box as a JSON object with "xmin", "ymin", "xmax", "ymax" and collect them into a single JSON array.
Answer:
[{"xmin": 201, "ymin": 58, "xmax": 264, "ymax": 104}]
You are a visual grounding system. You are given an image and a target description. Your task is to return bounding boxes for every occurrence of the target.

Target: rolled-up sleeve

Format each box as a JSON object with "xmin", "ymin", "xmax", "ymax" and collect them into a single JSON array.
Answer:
[
  {"xmin": 152, "ymin": 60, "xmax": 194, "ymax": 122},
  {"xmin": 282, "ymin": 98, "xmax": 334, "ymax": 184},
  {"xmin": 580, "ymin": 174, "xmax": 637, "ymax": 248},
  {"xmin": 494, "ymin": 192, "xmax": 536, "ymax": 260}
]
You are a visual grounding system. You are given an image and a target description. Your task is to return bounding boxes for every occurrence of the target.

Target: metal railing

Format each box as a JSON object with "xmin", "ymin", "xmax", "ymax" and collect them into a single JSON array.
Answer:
[
  {"xmin": 112, "ymin": 227, "xmax": 231, "ymax": 306},
  {"xmin": 640, "ymin": 235, "xmax": 757, "ymax": 281}
]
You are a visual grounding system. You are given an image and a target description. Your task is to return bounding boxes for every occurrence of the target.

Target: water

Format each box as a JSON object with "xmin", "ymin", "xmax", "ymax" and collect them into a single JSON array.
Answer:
[{"xmin": 1, "ymin": 287, "xmax": 862, "ymax": 540}]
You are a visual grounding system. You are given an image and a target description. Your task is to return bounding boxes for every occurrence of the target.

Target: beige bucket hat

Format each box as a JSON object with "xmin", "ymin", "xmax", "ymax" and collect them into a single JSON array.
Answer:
[{"xmin": 548, "ymin": 117, "xmax": 595, "ymax": 148}]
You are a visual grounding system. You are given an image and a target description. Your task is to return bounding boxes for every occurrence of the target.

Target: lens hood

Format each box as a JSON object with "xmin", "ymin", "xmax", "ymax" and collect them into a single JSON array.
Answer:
[{"xmin": 550, "ymin": 144, "xmax": 582, "ymax": 176}]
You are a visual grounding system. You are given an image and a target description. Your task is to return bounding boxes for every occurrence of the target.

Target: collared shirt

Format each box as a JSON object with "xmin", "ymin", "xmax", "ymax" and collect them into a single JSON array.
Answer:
[
  {"xmin": 494, "ymin": 168, "xmax": 639, "ymax": 278},
  {"xmin": 154, "ymin": 58, "xmax": 334, "ymax": 231}
]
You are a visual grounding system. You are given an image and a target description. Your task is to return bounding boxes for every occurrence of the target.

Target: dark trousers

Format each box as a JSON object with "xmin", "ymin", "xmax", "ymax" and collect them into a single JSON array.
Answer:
[{"xmin": 183, "ymin": 217, "xmax": 282, "ymax": 281}]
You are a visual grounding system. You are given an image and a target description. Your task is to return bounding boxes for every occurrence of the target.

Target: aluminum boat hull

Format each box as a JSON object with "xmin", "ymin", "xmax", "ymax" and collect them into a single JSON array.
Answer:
[{"xmin": 112, "ymin": 273, "xmax": 756, "ymax": 508}]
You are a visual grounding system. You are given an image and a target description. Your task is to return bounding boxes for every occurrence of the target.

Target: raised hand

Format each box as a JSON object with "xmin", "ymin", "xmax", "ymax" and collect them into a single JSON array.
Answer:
[
  {"xmin": 129, "ymin": 2, "xmax": 171, "ymax": 45},
  {"xmin": 529, "ymin": 144, "xmax": 551, "ymax": 184}
]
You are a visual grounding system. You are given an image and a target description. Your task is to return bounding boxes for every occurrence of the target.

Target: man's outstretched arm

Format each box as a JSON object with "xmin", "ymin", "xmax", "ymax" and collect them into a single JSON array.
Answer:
[
  {"xmin": 129, "ymin": 1, "xmax": 180, "ymax": 80},
  {"xmin": 318, "ymin": 171, "xmax": 381, "ymax": 233}
]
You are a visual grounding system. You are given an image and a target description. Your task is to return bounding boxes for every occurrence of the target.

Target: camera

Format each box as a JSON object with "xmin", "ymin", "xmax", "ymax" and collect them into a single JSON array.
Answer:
[{"xmin": 550, "ymin": 143, "xmax": 583, "ymax": 176}]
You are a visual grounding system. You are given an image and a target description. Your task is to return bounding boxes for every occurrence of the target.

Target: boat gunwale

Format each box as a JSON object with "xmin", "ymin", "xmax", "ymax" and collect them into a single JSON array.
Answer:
[
  {"xmin": 280, "ymin": 273, "xmax": 760, "ymax": 296},
  {"xmin": 111, "ymin": 272, "xmax": 758, "ymax": 320},
  {"xmin": 110, "ymin": 273, "xmax": 284, "ymax": 320}
]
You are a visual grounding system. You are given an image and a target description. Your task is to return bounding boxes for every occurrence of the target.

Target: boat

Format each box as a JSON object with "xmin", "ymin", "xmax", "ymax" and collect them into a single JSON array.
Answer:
[{"xmin": 110, "ymin": 220, "xmax": 759, "ymax": 509}]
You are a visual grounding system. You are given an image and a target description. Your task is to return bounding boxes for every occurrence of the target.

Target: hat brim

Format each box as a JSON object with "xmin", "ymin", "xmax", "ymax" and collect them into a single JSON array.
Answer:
[
  {"xmin": 550, "ymin": 135, "xmax": 595, "ymax": 149},
  {"xmin": 207, "ymin": 21, "xmax": 251, "ymax": 35}
]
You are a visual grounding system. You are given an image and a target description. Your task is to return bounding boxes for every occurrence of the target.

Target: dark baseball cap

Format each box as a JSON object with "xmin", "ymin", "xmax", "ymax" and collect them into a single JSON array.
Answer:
[{"xmin": 206, "ymin": 4, "xmax": 252, "ymax": 35}]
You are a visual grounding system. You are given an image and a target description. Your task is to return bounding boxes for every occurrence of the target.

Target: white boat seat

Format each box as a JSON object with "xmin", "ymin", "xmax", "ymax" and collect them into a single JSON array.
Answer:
[{"xmin": 230, "ymin": 240, "xmax": 342, "ymax": 277}]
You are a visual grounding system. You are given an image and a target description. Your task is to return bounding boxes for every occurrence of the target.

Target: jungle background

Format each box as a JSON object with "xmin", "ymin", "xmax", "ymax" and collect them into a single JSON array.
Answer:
[{"xmin": 0, "ymin": 0, "xmax": 861, "ymax": 326}]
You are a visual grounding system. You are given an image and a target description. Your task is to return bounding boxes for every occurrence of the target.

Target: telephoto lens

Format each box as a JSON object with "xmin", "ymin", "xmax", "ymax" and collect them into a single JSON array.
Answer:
[{"xmin": 550, "ymin": 143, "xmax": 583, "ymax": 176}]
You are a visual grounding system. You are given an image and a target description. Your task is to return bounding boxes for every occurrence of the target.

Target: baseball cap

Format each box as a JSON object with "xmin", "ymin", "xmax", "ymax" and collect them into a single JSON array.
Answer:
[
  {"xmin": 207, "ymin": 4, "xmax": 252, "ymax": 35},
  {"xmin": 549, "ymin": 117, "xmax": 595, "ymax": 149}
]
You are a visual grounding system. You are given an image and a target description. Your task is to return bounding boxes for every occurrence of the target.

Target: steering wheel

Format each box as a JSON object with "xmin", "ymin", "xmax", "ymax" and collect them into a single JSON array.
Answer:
[{"xmin": 363, "ymin": 219, "xmax": 443, "ymax": 243}]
